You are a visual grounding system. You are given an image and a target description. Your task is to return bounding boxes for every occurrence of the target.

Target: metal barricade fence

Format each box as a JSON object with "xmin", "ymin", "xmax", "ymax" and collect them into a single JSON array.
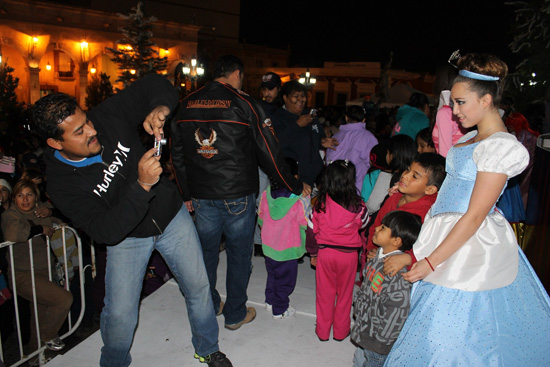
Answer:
[{"xmin": 0, "ymin": 225, "xmax": 88, "ymax": 367}]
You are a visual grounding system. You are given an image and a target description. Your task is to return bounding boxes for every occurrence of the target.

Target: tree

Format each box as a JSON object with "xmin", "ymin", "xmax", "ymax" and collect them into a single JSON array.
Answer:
[
  {"xmin": 506, "ymin": 0, "xmax": 550, "ymax": 110},
  {"xmin": 0, "ymin": 61, "xmax": 23, "ymax": 127},
  {"xmin": 85, "ymin": 73, "xmax": 114, "ymax": 110},
  {"xmin": 106, "ymin": 2, "xmax": 167, "ymax": 88}
]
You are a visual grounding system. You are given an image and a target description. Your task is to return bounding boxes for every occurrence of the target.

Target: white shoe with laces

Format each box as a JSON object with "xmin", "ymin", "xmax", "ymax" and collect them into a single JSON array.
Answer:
[{"xmin": 273, "ymin": 306, "xmax": 296, "ymax": 320}]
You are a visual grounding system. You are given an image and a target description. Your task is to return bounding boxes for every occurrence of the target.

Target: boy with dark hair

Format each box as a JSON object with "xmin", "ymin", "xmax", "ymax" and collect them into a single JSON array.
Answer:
[
  {"xmin": 351, "ymin": 211, "xmax": 422, "ymax": 367},
  {"xmin": 362, "ymin": 153, "xmax": 446, "ymax": 274}
]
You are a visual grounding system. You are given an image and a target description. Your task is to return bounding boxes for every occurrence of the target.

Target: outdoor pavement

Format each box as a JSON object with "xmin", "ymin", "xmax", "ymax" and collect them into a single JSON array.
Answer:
[{"xmin": 46, "ymin": 251, "xmax": 356, "ymax": 367}]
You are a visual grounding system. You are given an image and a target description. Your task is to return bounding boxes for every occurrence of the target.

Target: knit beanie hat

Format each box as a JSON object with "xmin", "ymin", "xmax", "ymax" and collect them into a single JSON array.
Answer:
[{"xmin": 0, "ymin": 178, "xmax": 12, "ymax": 194}]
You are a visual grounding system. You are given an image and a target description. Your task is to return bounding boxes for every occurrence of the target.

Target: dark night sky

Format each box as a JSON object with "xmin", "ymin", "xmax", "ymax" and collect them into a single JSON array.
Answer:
[{"xmin": 239, "ymin": 0, "xmax": 520, "ymax": 73}]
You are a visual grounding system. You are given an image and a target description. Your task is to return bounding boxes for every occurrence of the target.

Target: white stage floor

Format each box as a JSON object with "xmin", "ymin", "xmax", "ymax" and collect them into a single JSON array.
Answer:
[{"xmin": 48, "ymin": 251, "xmax": 356, "ymax": 367}]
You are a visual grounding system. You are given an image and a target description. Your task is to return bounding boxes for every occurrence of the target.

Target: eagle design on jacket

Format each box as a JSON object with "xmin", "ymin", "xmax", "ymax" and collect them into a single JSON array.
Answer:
[{"xmin": 194, "ymin": 128, "xmax": 219, "ymax": 159}]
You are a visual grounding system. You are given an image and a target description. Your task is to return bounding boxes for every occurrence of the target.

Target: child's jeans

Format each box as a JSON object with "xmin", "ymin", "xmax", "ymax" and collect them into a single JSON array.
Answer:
[
  {"xmin": 264, "ymin": 257, "xmax": 298, "ymax": 315},
  {"xmin": 353, "ymin": 347, "xmax": 387, "ymax": 367}
]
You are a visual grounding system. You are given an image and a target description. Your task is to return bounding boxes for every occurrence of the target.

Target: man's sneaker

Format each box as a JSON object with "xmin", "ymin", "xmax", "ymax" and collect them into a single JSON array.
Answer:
[
  {"xmin": 265, "ymin": 303, "xmax": 272, "ymax": 312},
  {"xmin": 216, "ymin": 301, "xmax": 224, "ymax": 316},
  {"xmin": 224, "ymin": 307, "xmax": 256, "ymax": 330},
  {"xmin": 273, "ymin": 305, "xmax": 296, "ymax": 320},
  {"xmin": 45, "ymin": 337, "xmax": 65, "ymax": 351},
  {"xmin": 29, "ymin": 356, "xmax": 52, "ymax": 366},
  {"xmin": 194, "ymin": 351, "xmax": 233, "ymax": 367}
]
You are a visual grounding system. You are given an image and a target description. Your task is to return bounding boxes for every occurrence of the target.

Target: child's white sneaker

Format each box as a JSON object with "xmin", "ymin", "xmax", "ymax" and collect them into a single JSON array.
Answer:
[
  {"xmin": 265, "ymin": 303, "xmax": 272, "ymax": 312},
  {"xmin": 273, "ymin": 306, "xmax": 296, "ymax": 320}
]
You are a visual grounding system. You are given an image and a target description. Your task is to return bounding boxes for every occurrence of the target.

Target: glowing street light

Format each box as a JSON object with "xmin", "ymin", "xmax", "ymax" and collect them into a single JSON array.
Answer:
[
  {"xmin": 299, "ymin": 68, "xmax": 316, "ymax": 89},
  {"xmin": 181, "ymin": 57, "xmax": 204, "ymax": 91}
]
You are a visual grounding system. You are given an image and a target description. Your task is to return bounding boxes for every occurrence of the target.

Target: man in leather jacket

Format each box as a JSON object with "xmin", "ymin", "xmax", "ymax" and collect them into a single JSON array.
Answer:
[{"xmin": 171, "ymin": 55, "xmax": 311, "ymax": 331}]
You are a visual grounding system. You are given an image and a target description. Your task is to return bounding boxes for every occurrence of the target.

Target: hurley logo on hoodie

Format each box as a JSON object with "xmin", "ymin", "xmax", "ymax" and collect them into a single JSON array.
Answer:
[{"xmin": 93, "ymin": 142, "xmax": 130, "ymax": 197}]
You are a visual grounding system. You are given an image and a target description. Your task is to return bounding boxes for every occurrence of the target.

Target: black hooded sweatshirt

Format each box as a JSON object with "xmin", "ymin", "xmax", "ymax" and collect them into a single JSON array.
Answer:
[{"xmin": 43, "ymin": 74, "xmax": 180, "ymax": 245}]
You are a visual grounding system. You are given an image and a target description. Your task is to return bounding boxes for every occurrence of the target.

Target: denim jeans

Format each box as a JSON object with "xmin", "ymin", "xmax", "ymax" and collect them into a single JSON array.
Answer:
[
  {"xmin": 192, "ymin": 194, "xmax": 256, "ymax": 325},
  {"xmin": 353, "ymin": 347, "xmax": 387, "ymax": 367},
  {"xmin": 100, "ymin": 206, "xmax": 218, "ymax": 367},
  {"xmin": 253, "ymin": 168, "xmax": 269, "ymax": 245}
]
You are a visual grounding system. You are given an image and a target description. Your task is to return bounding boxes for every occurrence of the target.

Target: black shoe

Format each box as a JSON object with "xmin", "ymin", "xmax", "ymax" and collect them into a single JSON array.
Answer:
[{"xmin": 194, "ymin": 351, "xmax": 233, "ymax": 367}]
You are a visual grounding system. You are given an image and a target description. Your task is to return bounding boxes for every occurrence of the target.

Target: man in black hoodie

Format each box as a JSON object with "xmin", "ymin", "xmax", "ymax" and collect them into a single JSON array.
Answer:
[{"xmin": 32, "ymin": 75, "xmax": 232, "ymax": 367}]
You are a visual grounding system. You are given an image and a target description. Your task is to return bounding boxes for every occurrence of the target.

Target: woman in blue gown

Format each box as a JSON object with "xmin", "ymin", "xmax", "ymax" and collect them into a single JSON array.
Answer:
[{"xmin": 384, "ymin": 53, "xmax": 550, "ymax": 366}]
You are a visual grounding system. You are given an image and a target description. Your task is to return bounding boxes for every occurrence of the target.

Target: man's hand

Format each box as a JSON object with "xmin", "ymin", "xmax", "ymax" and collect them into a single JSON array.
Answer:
[
  {"xmin": 184, "ymin": 200, "xmax": 193, "ymax": 212},
  {"xmin": 366, "ymin": 248, "xmax": 377, "ymax": 260},
  {"xmin": 34, "ymin": 206, "xmax": 52, "ymax": 218},
  {"xmin": 42, "ymin": 225, "xmax": 54, "ymax": 238},
  {"xmin": 296, "ymin": 114, "xmax": 313, "ymax": 128},
  {"xmin": 138, "ymin": 148, "xmax": 163, "ymax": 191},
  {"xmin": 387, "ymin": 183, "xmax": 400, "ymax": 197},
  {"xmin": 302, "ymin": 182, "xmax": 312, "ymax": 197},
  {"xmin": 310, "ymin": 256, "xmax": 318, "ymax": 267},
  {"xmin": 321, "ymin": 137, "xmax": 339, "ymax": 151},
  {"xmin": 143, "ymin": 106, "xmax": 171, "ymax": 139}
]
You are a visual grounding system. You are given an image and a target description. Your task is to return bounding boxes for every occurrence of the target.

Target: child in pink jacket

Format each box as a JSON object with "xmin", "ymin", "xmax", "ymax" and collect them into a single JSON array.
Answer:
[
  {"xmin": 258, "ymin": 158, "xmax": 311, "ymax": 319},
  {"xmin": 309, "ymin": 160, "xmax": 368, "ymax": 341}
]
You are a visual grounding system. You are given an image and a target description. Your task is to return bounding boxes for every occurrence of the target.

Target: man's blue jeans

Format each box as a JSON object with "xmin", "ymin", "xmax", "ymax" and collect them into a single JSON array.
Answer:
[
  {"xmin": 192, "ymin": 194, "xmax": 256, "ymax": 325},
  {"xmin": 353, "ymin": 347, "xmax": 387, "ymax": 367},
  {"xmin": 100, "ymin": 206, "xmax": 219, "ymax": 367}
]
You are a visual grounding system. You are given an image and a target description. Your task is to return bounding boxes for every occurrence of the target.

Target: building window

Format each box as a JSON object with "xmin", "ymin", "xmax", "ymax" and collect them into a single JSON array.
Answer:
[{"xmin": 54, "ymin": 50, "xmax": 75, "ymax": 79}]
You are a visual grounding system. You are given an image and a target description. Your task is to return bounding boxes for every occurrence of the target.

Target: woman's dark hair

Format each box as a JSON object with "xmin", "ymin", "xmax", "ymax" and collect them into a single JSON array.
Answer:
[
  {"xmin": 388, "ymin": 134, "xmax": 418, "ymax": 187},
  {"xmin": 314, "ymin": 160, "xmax": 362, "ymax": 213},
  {"xmin": 454, "ymin": 53, "xmax": 508, "ymax": 107},
  {"xmin": 381, "ymin": 211, "xmax": 422, "ymax": 252},
  {"xmin": 416, "ymin": 128, "xmax": 434, "ymax": 148},
  {"xmin": 280, "ymin": 80, "xmax": 307, "ymax": 97},
  {"xmin": 407, "ymin": 92, "xmax": 429, "ymax": 110},
  {"xmin": 344, "ymin": 105, "xmax": 365, "ymax": 123},
  {"xmin": 388, "ymin": 134, "xmax": 417, "ymax": 174},
  {"xmin": 12, "ymin": 179, "xmax": 40, "ymax": 202}
]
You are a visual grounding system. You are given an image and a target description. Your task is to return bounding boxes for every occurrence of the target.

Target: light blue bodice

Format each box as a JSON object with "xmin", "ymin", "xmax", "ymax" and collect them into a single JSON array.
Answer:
[{"xmin": 431, "ymin": 141, "xmax": 505, "ymax": 216}]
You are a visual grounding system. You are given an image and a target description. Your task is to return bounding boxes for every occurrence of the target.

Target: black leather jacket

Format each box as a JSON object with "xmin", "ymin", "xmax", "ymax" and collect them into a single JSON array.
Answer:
[{"xmin": 171, "ymin": 81, "xmax": 303, "ymax": 200}]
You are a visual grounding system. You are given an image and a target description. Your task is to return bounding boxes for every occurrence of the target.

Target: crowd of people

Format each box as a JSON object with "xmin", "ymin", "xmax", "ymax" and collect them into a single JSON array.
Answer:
[{"xmin": 0, "ymin": 51, "xmax": 549, "ymax": 367}]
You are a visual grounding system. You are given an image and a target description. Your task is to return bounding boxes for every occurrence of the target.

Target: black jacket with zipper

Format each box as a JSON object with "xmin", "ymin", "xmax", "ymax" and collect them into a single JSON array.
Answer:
[
  {"xmin": 43, "ymin": 74, "xmax": 181, "ymax": 245},
  {"xmin": 171, "ymin": 80, "xmax": 303, "ymax": 201}
]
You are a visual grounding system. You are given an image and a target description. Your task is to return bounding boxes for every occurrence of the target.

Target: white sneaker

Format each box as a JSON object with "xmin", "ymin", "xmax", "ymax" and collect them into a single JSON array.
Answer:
[
  {"xmin": 273, "ymin": 306, "xmax": 296, "ymax": 319},
  {"xmin": 265, "ymin": 303, "xmax": 272, "ymax": 312}
]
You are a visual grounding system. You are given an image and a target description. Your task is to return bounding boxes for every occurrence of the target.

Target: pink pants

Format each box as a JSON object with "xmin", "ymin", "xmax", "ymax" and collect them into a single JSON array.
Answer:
[{"xmin": 315, "ymin": 248, "xmax": 357, "ymax": 340}]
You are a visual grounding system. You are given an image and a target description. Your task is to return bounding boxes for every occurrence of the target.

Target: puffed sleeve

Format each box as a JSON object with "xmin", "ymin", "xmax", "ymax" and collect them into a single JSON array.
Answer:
[{"xmin": 473, "ymin": 132, "xmax": 529, "ymax": 177}]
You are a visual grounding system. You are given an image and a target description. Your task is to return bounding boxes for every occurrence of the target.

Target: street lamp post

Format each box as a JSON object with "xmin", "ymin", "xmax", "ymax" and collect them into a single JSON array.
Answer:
[
  {"xmin": 299, "ymin": 68, "xmax": 316, "ymax": 89},
  {"xmin": 299, "ymin": 68, "xmax": 316, "ymax": 107},
  {"xmin": 182, "ymin": 57, "xmax": 204, "ymax": 91}
]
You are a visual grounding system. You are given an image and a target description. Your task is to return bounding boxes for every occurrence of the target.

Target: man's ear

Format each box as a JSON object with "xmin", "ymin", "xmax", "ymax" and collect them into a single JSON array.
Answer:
[
  {"xmin": 46, "ymin": 138, "xmax": 63, "ymax": 151},
  {"xmin": 424, "ymin": 185, "xmax": 438, "ymax": 196}
]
